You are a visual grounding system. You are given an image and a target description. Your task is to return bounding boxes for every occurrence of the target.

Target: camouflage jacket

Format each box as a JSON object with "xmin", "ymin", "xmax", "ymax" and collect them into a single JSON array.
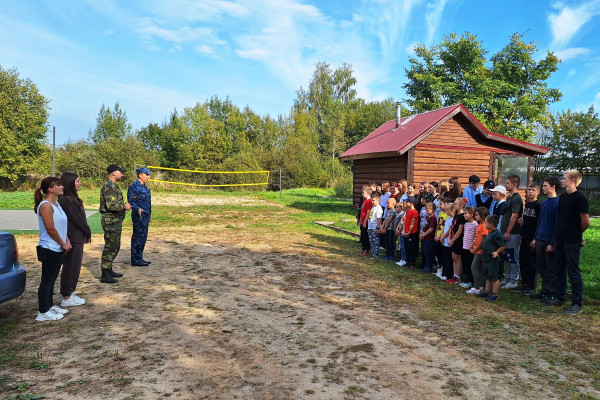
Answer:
[{"xmin": 99, "ymin": 179, "xmax": 126, "ymax": 220}]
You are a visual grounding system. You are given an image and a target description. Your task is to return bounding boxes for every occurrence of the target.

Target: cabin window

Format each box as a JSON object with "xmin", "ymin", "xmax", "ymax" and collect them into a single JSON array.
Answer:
[{"xmin": 495, "ymin": 155, "xmax": 529, "ymax": 189}]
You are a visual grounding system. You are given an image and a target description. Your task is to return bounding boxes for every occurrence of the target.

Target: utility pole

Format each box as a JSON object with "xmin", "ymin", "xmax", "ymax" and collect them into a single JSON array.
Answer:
[{"xmin": 52, "ymin": 126, "xmax": 56, "ymax": 176}]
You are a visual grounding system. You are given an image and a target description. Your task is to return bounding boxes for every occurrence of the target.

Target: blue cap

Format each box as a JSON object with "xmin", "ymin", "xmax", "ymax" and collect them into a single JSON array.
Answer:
[{"xmin": 136, "ymin": 167, "xmax": 151, "ymax": 175}]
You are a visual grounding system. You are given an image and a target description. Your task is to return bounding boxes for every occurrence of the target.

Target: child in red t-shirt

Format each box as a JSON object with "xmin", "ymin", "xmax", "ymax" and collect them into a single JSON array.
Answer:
[
  {"xmin": 403, "ymin": 198, "xmax": 419, "ymax": 268},
  {"xmin": 359, "ymin": 187, "xmax": 373, "ymax": 256}
]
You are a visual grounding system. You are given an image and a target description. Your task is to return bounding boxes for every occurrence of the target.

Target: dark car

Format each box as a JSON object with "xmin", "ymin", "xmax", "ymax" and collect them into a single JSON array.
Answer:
[{"xmin": 0, "ymin": 231, "xmax": 26, "ymax": 304}]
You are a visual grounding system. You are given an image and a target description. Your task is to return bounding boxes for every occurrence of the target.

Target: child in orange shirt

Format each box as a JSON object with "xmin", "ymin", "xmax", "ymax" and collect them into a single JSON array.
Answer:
[{"xmin": 468, "ymin": 207, "xmax": 490, "ymax": 294}]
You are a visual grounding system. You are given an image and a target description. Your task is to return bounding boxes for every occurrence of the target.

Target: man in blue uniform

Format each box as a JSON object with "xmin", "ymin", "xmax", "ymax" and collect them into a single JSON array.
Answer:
[{"xmin": 128, "ymin": 167, "xmax": 152, "ymax": 266}]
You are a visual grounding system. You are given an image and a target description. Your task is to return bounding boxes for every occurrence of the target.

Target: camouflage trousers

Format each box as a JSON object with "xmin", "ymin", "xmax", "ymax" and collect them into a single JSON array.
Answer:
[{"xmin": 101, "ymin": 216, "xmax": 123, "ymax": 270}]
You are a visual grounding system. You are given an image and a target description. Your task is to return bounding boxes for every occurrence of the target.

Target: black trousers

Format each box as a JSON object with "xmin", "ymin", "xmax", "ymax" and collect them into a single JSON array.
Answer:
[
  {"xmin": 535, "ymin": 239, "xmax": 554, "ymax": 296},
  {"xmin": 385, "ymin": 231, "xmax": 396, "ymax": 257},
  {"xmin": 37, "ymin": 246, "xmax": 63, "ymax": 313},
  {"xmin": 519, "ymin": 237, "xmax": 537, "ymax": 289},
  {"xmin": 554, "ymin": 240, "xmax": 584, "ymax": 306},
  {"xmin": 461, "ymin": 249, "xmax": 474, "ymax": 284},
  {"xmin": 405, "ymin": 233, "xmax": 419, "ymax": 266},
  {"xmin": 442, "ymin": 246, "xmax": 453, "ymax": 278},
  {"xmin": 360, "ymin": 226, "xmax": 370, "ymax": 251}
]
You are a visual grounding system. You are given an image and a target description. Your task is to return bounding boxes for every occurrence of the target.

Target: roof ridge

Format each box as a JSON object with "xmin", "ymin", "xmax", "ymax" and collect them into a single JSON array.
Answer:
[{"xmin": 382, "ymin": 104, "xmax": 460, "ymax": 125}]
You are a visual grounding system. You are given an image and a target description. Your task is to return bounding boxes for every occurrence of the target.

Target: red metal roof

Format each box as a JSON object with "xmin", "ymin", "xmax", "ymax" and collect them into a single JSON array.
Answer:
[{"xmin": 339, "ymin": 104, "xmax": 548, "ymax": 160}]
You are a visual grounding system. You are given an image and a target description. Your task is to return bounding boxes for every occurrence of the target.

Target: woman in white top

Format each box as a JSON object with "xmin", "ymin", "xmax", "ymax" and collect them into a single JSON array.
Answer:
[{"xmin": 34, "ymin": 176, "xmax": 72, "ymax": 322}]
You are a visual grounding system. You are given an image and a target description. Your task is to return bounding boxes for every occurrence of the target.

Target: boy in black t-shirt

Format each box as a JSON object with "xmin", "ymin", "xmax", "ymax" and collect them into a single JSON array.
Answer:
[
  {"xmin": 553, "ymin": 170, "xmax": 590, "ymax": 315},
  {"xmin": 514, "ymin": 183, "xmax": 540, "ymax": 295}
]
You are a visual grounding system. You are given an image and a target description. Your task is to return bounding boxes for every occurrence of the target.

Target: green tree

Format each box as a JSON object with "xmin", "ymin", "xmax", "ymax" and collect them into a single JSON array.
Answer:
[
  {"xmin": 404, "ymin": 32, "xmax": 561, "ymax": 141},
  {"xmin": 543, "ymin": 107, "xmax": 600, "ymax": 174},
  {"xmin": 304, "ymin": 61, "xmax": 357, "ymax": 156},
  {"xmin": 88, "ymin": 102, "xmax": 132, "ymax": 143},
  {"xmin": 0, "ymin": 65, "xmax": 50, "ymax": 181},
  {"xmin": 344, "ymin": 98, "xmax": 398, "ymax": 147}
]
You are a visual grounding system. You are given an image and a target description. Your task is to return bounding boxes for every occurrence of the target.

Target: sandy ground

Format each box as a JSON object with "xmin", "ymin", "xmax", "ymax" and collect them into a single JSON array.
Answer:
[{"xmin": 1, "ymin": 220, "xmax": 579, "ymax": 399}]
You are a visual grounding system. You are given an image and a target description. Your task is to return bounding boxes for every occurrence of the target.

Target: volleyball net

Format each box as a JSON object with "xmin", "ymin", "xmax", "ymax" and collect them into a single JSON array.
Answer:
[{"xmin": 145, "ymin": 165, "xmax": 271, "ymax": 188}]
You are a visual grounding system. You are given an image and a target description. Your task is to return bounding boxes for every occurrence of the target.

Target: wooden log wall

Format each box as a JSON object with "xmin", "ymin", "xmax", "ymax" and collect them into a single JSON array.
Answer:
[
  {"xmin": 349, "ymin": 116, "xmax": 538, "ymax": 207},
  {"xmin": 352, "ymin": 155, "xmax": 407, "ymax": 206},
  {"xmin": 413, "ymin": 147, "xmax": 491, "ymax": 185}
]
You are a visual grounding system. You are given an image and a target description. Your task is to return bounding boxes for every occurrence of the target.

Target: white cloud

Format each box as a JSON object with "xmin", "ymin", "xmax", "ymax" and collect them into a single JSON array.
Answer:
[
  {"xmin": 554, "ymin": 47, "xmax": 590, "ymax": 61},
  {"xmin": 548, "ymin": 0, "xmax": 600, "ymax": 47},
  {"xmin": 137, "ymin": 18, "xmax": 219, "ymax": 43},
  {"xmin": 566, "ymin": 68, "xmax": 577, "ymax": 78},
  {"xmin": 236, "ymin": 48, "xmax": 270, "ymax": 59},
  {"xmin": 149, "ymin": 0, "xmax": 250, "ymax": 22},
  {"xmin": 196, "ymin": 45, "xmax": 214, "ymax": 55},
  {"xmin": 405, "ymin": 42, "xmax": 419, "ymax": 57},
  {"xmin": 425, "ymin": 0, "xmax": 449, "ymax": 45}
]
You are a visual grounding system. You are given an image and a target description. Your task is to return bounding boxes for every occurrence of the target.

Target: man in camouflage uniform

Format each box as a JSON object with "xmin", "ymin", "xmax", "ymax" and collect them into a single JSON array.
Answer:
[
  {"xmin": 128, "ymin": 167, "xmax": 152, "ymax": 266},
  {"xmin": 99, "ymin": 164, "xmax": 131, "ymax": 283}
]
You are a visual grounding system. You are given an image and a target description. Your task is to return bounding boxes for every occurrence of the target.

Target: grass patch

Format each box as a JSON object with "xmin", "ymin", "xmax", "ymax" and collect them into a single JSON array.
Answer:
[{"xmin": 1, "ymin": 186, "xmax": 599, "ymax": 398}]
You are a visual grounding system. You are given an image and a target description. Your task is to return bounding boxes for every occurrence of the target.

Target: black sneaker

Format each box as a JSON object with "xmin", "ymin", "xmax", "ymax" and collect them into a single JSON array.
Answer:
[
  {"xmin": 476, "ymin": 291, "xmax": 489, "ymax": 298},
  {"xmin": 529, "ymin": 292, "xmax": 544, "ymax": 300},
  {"xmin": 485, "ymin": 293, "xmax": 500, "ymax": 302},
  {"xmin": 542, "ymin": 297, "xmax": 564, "ymax": 307},
  {"xmin": 565, "ymin": 304, "xmax": 583, "ymax": 315},
  {"xmin": 512, "ymin": 285, "xmax": 527, "ymax": 293}
]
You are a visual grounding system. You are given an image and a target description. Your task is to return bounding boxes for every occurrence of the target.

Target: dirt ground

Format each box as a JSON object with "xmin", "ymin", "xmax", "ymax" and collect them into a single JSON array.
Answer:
[{"xmin": 0, "ymin": 199, "xmax": 596, "ymax": 399}]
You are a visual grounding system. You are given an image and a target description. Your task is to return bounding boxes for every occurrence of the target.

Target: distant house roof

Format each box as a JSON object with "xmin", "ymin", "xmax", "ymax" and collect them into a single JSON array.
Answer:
[{"xmin": 339, "ymin": 104, "xmax": 549, "ymax": 160}]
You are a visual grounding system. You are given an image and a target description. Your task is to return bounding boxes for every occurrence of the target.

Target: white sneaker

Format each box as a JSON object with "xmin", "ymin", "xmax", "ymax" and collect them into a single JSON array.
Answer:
[
  {"xmin": 466, "ymin": 287, "xmax": 480, "ymax": 295},
  {"xmin": 61, "ymin": 294, "xmax": 85, "ymax": 307},
  {"xmin": 36, "ymin": 311, "xmax": 64, "ymax": 322},
  {"xmin": 400, "ymin": 260, "xmax": 407, "ymax": 266},
  {"xmin": 435, "ymin": 268, "xmax": 443, "ymax": 277},
  {"xmin": 440, "ymin": 276, "xmax": 447, "ymax": 281},
  {"xmin": 502, "ymin": 282, "xmax": 517, "ymax": 289},
  {"xmin": 71, "ymin": 293, "xmax": 86, "ymax": 304},
  {"xmin": 50, "ymin": 305, "xmax": 69, "ymax": 315},
  {"xmin": 499, "ymin": 280, "xmax": 509, "ymax": 287}
]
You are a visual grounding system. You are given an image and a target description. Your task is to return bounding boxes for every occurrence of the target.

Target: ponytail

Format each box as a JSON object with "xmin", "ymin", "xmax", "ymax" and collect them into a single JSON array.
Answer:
[
  {"xmin": 34, "ymin": 188, "xmax": 44, "ymax": 214},
  {"xmin": 33, "ymin": 176, "xmax": 62, "ymax": 214}
]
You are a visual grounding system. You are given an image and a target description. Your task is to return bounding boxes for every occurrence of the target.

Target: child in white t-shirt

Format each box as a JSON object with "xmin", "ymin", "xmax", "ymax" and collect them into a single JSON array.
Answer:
[{"xmin": 368, "ymin": 193, "xmax": 384, "ymax": 259}]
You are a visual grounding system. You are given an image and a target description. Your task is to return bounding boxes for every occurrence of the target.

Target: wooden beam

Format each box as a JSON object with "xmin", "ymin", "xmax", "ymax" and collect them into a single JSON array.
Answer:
[{"xmin": 407, "ymin": 147, "xmax": 415, "ymax": 185}]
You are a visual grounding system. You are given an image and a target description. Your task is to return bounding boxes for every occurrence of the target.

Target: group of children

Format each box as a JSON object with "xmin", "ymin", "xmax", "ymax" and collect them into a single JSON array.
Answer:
[{"xmin": 356, "ymin": 171, "xmax": 590, "ymax": 314}]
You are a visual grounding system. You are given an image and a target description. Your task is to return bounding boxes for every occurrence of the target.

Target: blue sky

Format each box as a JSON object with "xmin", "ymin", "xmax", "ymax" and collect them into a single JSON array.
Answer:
[{"xmin": 2, "ymin": 0, "xmax": 600, "ymax": 145}]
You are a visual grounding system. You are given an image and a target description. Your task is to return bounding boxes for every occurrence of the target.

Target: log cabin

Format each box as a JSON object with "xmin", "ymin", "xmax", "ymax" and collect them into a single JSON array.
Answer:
[{"xmin": 339, "ymin": 104, "xmax": 549, "ymax": 207}]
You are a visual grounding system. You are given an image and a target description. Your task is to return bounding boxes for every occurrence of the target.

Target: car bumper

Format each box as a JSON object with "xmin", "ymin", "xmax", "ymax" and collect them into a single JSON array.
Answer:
[{"xmin": 0, "ymin": 263, "xmax": 26, "ymax": 304}]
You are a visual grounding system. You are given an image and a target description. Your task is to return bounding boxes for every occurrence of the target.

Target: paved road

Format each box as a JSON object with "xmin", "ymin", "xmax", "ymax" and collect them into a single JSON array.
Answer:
[{"xmin": 0, "ymin": 210, "xmax": 97, "ymax": 231}]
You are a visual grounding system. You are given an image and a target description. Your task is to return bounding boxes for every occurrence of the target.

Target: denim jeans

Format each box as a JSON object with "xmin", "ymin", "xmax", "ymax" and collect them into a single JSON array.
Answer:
[
  {"xmin": 503, "ymin": 234, "xmax": 521, "ymax": 283},
  {"xmin": 421, "ymin": 240, "xmax": 435, "ymax": 272}
]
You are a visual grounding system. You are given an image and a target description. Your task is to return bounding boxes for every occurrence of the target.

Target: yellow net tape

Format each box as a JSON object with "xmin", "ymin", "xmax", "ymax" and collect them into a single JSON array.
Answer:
[
  {"xmin": 145, "ymin": 166, "xmax": 270, "ymax": 188},
  {"xmin": 146, "ymin": 166, "xmax": 270, "ymax": 174}
]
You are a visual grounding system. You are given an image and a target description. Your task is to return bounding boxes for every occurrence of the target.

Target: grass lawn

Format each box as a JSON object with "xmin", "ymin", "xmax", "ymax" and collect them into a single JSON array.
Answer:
[
  {"xmin": 0, "ymin": 187, "xmax": 599, "ymax": 399},
  {"xmin": 1, "ymin": 187, "xmax": 599, "ymax": 299}
]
